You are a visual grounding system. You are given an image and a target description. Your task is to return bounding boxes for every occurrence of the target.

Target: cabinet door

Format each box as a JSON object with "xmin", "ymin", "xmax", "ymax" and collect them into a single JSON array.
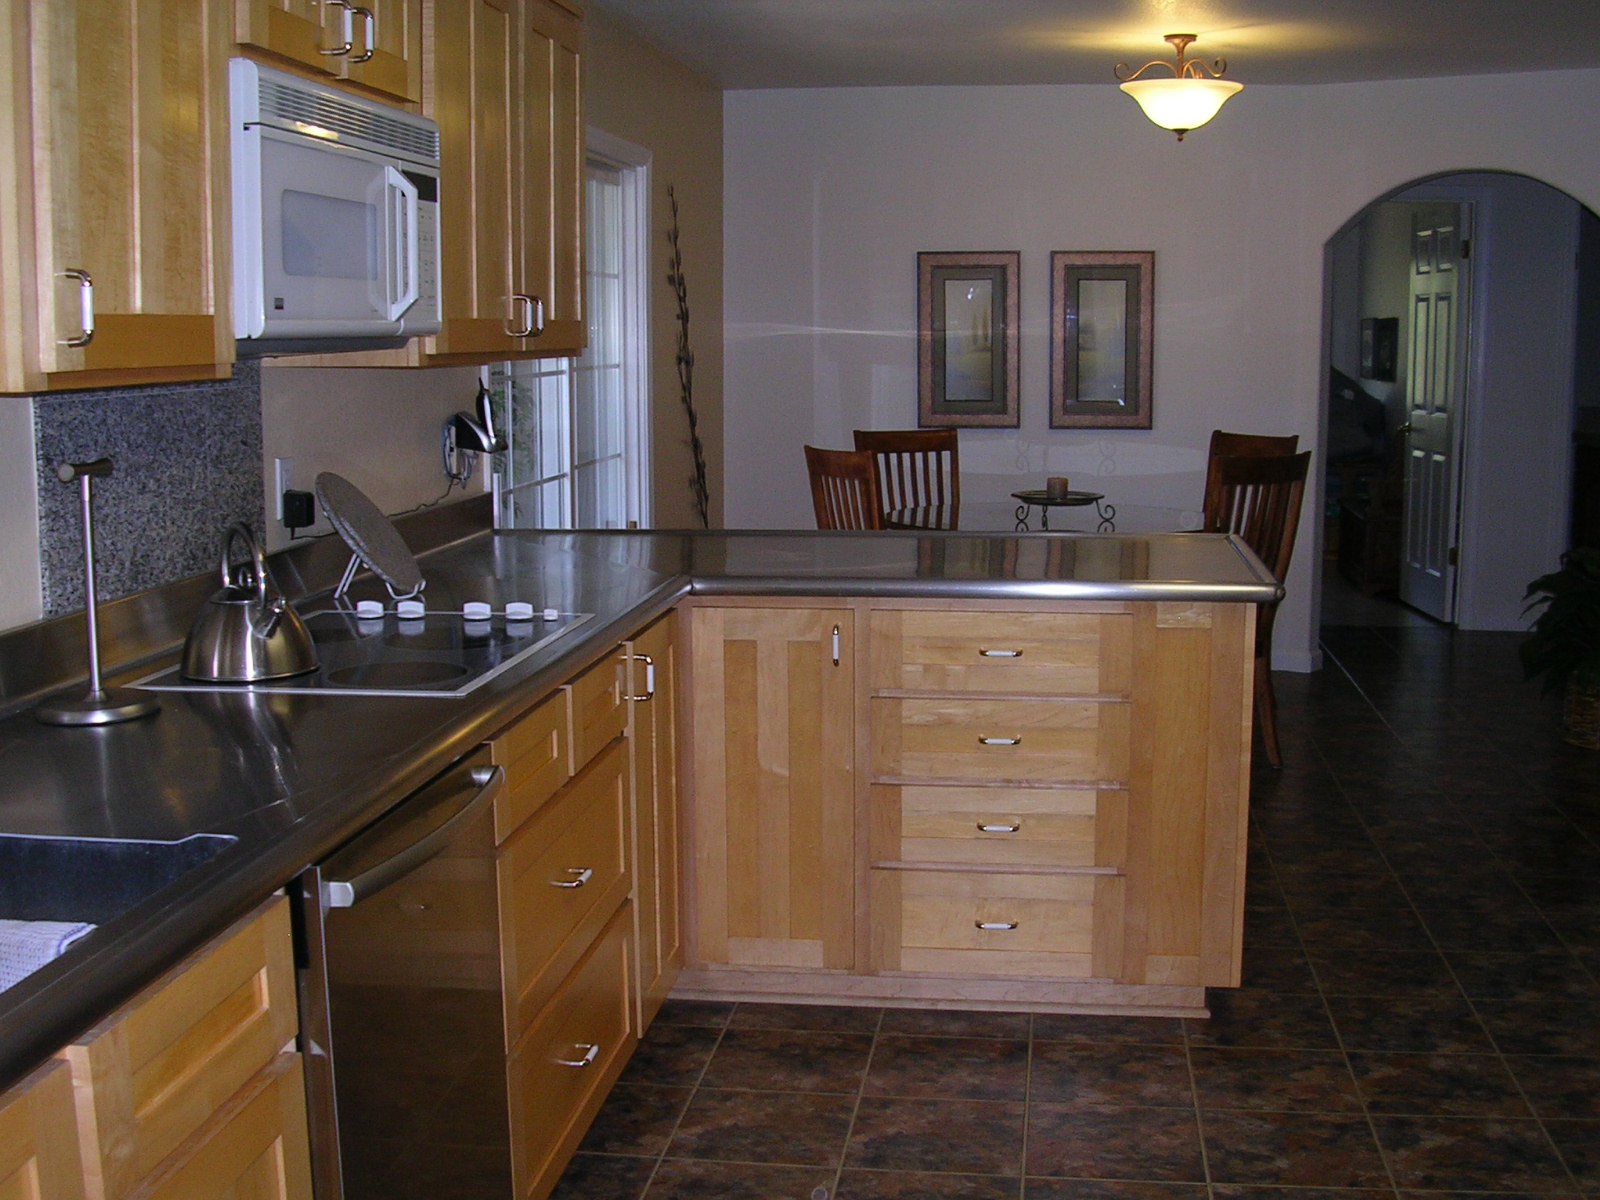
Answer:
[
  {"xmin": 427, "ymin": 0, "xmax": 525, "ymax": 358},
  {"xmin": 686, "ymin": 606, "xmax": 856, "ymax": 971},
  {"xmin": 0, "ymin": 1060, "xmax": 86, "ymax": 1200},
  {"xmin": 516, "ymin": 0, "xmax": 585, "ymax": 356},
  {"xmin": 235, "ymin": 0, "xmax": 422, "ymax": 103},
  {"xmin": 627, "ymin": 612, "xmax": 680, "ymax": 1026},
  {"xmin": 18, "ymin": 0, "xmax": 233, "ymax": 392}
]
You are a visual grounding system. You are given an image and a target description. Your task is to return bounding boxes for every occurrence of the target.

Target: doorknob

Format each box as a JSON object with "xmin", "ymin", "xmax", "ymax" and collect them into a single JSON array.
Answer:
[{"xmin": 1397, "ymin": 422, "xmax": 1415, "ymax": 434}]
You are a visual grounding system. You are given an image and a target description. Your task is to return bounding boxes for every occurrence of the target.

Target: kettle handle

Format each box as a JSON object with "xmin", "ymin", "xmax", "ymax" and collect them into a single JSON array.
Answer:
[{"xmin": 220, "ymin": 523, "xmax": 269, "ymax": 603}]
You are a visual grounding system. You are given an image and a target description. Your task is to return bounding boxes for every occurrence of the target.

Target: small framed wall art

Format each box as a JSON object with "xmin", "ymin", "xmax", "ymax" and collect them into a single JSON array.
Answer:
[
  {"xmin": 1049, "ymin": 251, "xmax": 1154, "ymax": 429},
  {"xmin": 917, "ymin": 251, "xmax": 1020, "ymax": 428}
]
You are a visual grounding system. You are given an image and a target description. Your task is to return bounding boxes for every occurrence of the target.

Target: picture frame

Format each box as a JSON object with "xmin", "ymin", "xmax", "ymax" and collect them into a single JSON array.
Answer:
[
  {"xmin": 917, "ymin": 251, "xmax": 1020, "ymax": 428},
  {"xmin": 1049, "ymin": 251, "xmax": 1154, "ymax": 429},
  {"xmin": 1361, "ymin": 316, "xmax": 1398, "ymax": 381}
]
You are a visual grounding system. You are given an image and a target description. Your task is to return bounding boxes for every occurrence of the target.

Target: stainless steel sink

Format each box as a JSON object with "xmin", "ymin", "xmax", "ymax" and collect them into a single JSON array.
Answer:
[{"xmin": 0, "ymin": 833, "xmax": 238, "ymax": 925}]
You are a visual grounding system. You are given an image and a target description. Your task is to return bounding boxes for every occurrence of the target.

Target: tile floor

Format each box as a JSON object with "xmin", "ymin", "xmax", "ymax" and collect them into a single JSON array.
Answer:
[{"xmin": 553, "ymin": 624, "xmax": 1600, "ymax": 1199}]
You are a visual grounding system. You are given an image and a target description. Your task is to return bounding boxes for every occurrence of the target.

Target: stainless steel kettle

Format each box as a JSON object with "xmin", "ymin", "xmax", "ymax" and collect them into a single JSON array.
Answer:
[{"xmin": 182, "ymin": 524, "xmax": 320, "ymax": 682}]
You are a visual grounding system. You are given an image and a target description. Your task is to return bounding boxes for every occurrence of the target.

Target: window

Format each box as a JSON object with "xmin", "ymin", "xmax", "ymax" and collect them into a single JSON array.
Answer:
[{"xmin": 489, "ymin": 136, "xmax": 650, "ymax": 529}]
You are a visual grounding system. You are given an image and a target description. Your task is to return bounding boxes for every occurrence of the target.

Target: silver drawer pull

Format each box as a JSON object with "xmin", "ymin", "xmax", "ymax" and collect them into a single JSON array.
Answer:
[
  {"xmin": 551, "ymin": 867, "xmax": 593, "ymax": 889},
  {"xmin": 554, "ymin": 1043, "xmax": 599, "ymax": 1068},
  {"xmin": 975, "ymin": 920, "xmax": 1019, "ymax": 931},
  {"xmin": 978, "ymin": 736, "xmax": 1021, "ymax": 746},
  {"xmin": 977, "ymin": 822, "xmax": 1021, "ymax": 834},
  {"xmin": 979, "ymin": 648, "xmax": 1023, "ymax": 658}
]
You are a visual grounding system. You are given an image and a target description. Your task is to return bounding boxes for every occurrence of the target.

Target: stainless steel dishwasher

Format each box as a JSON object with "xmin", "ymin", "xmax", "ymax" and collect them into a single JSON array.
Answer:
[{"xmin": 296, "ymin": 746, "xmax": 509, "ymax": 1200}]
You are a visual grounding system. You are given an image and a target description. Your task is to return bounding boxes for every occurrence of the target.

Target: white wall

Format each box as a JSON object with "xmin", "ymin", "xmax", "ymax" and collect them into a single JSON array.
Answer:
[{"xmin": 722, "ymin": 69, "xmax": 1600, "ymax": 670}]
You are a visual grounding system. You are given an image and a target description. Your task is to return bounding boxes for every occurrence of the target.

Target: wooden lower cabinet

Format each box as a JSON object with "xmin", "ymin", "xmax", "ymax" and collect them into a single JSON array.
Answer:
[
  {"xmin": 61, "ymin": 895, "xmax": 311, "ymax": 1200},
  {"xmin": 0, "ymin": 1059, "xmax": 87, "ymax": 1200},
  {"xmin": 678, "ymin": 597, "xmax": 1254, "ymax": 1016},
  {"xmin": 626, "ymin": 612, "xmax": 682, "ymax": 1027}
]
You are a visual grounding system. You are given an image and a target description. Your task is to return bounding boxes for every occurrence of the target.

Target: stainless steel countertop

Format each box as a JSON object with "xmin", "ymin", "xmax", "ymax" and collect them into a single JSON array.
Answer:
[{"xmin": 0, "ymin": 526, "xmax": 1276, "ymax": 1089}]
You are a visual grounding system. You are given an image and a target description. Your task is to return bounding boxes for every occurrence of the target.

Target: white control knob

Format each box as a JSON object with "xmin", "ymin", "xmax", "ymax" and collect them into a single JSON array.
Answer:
[
  {"xmin": 397, "ymin": 598, "xmax": 426, "ymax": 620},
  {"xmin": 463, "ymin": 601, "xmax": 492, "ymax": 620},
  {"xmin": 355, "ymin": 599, "xmax": 384, "ymax": 619},
  {"xmin": 505, "ymin": 602, "xmax": 534, "ymax": 621}
]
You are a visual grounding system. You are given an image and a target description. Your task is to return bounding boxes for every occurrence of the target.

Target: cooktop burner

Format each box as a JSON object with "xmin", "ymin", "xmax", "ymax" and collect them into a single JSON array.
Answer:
[{"xmin": 134, "ymin": 606, "xmax": 594, "ymax": 698}]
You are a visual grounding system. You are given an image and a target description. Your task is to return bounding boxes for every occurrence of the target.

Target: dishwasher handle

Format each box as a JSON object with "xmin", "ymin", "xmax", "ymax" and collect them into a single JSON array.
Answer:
[{"xmin": 322, "ymin": 762, "xmax": 503, "ymax": 908}]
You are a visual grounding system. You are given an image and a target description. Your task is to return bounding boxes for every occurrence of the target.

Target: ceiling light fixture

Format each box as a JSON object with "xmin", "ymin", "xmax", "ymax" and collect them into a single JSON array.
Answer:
[{"xmin": 1115, "ymin": 34, "xmax": 1242, "ymax": 141}]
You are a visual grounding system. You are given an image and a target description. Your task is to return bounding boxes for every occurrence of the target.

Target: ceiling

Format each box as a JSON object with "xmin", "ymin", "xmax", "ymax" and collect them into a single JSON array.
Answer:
[{"xmin": 583, "ymin": 0, "xmax": 1600, "ymax": 89}]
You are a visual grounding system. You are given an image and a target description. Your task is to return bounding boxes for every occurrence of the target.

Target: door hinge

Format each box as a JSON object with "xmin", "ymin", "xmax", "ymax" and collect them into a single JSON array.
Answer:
[{"xmin": 1448, "ymin": 545, "xmax": 1459, "ymax": 567}]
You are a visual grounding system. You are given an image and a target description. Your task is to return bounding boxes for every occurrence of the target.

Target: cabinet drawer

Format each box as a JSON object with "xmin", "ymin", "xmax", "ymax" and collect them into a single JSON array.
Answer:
[
  {"xmin": 509, "ymin": 905, "xmax": 636, "ymax": 1200},
  {"xmin": 64, "ymin": 896, "xmax": 296, "ymax": 1200},
  {"xmin": 0, "ymin": 1059, "xmax": 85, "ymax": 1200},
  {"xmin": 870, "ymin": 609, "xmax": 1130, "ymax": 695},
  {"xmin": 499, "ymin": 738, "xmax": 631, "ymax": 1042},
  {"xmin": 569, "ymin": 649, "xmax": 627, "ymax": 771},
  {"xmin": 871, "ymin": 783, "xmax": 1126, "ymax": 870},
  {"xmin": 881, "ymin": 870, "xmax": 1101, "ymax": 979},
  {"xmin": 492, "ymin": 692, "xmax": 571, "ymax": 842},
  {"xmin": 872, "ymin": 698, "xmax": 1129, "ymax": 783},
  {"xmin": 129, "ymin": 1053, "xmax": 311, "ymax": 1200}
]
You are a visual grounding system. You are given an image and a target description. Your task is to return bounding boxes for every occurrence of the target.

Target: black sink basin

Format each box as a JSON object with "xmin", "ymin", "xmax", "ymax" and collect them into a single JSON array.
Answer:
[{"xmin": 0, "ymin": 834, "xmax": 238, "ymax": 926}]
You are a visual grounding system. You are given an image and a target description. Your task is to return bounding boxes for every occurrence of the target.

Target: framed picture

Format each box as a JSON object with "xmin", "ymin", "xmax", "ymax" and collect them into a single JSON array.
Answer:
[
  {"xmin": 1361, "ymin": 316, "xmax": 1398, "ymax": 381},
  {"xmin": 1049, "ymin": 251, "xmax": 1154, "ymax": 429},
  {"xmin": 917, "ymin": 251, "xmax": 1020, "ymax": 428}
]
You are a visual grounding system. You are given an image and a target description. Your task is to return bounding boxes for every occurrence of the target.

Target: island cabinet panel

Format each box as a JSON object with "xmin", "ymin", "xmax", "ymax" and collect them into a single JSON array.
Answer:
[
  {"xmin": 4, "ymin": 0, "xmax": 235, "ymax": 393},
  {"xmin": 678, "ymin": 597, "xmax": 1252, "ymax": 1016},
  {"xmin": 0, "ymin": 1059, "xmax": 87, "ymax": 1200},
  {"xmin": 625, "ymin": 612, "xmax": 682, "ymax": 1028},
  {"xmin": 683, "ymin": 604, "xmax": 857, "ymax": 972},
  {"xmin": 60, "ymin": 895, "xmax": 310, "ymax": 1200}
]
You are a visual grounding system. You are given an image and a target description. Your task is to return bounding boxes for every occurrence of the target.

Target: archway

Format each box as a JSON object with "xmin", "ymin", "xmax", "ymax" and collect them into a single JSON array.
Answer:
[{"xmin": 1318, "ymin": 171, "xmax": 1600, "ymax": 633}]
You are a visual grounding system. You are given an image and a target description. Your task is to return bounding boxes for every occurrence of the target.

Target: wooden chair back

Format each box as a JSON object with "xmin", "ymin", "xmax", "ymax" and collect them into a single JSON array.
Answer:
[
  {"xmin": 805, "ymin": 445, "xmax": 884, "ymax": 530},
  {"xmin": 853, "ymin": 429, "xmax": 959, "ymax": 527},
  {"xmin": 1202, "ymin": 451, "xmax": 1313, "ymax": 582},
  {"xmin": 1203, "ymin": 429, "xmax": 1299, "ymax": 523}
]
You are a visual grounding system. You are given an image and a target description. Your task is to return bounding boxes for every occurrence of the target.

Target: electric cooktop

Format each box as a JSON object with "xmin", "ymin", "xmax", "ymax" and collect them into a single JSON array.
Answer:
[{"xmin": 135, "ymin": 603, "xmax": 594, "ymax": 699}]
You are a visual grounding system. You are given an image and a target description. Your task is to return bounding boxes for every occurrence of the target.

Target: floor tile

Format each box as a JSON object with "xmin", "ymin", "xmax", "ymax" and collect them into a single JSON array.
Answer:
[
  {"xmin": 835, "ymin": 1168, "xmax": 1020, "ymax": 1197},
  {"xmin": 1542, "ymin": 1118, "xmax": 1600, "ymax": 1189},
  {"xmin": 727, "ymin": 1002, "xmax": 883, "ymax": 1032},
  {"xmin": 1502, "ymin": 1055, "xmax": 1600, "ymax": 1120},
  {"xmin": 1031, "ymin": 1014, "xmax": 1187, "ymax": 1045},
  {"xmin": 847, "ymin": 1097, "xmax": 1026, "ymax": 1176},
  {"xmin": 1183, "ymin": 989, "xmax": 1340, "ymax": 1050},
  {"xmin": 668, "ymin": 1087, "xmax": 854, "ymax": 1165},
  {"xmin": 576, "ymin": 1084, "xmax": 694, "ymax": 1156},
  {"xmin": 1324, "ymin": 993, "xmax": 1495, "ymax": 1054},
  {"xmin": 1200, "ymin": 1110, "xmax": 1390, "ymax": 1188},
  {"xmin": 1028, "ymin": 1041, "xmax": 1193, "ymax": 1108},
  {"xmin": 617, "ymin": 1022, "xmax": 723, "ymax": 1087},
  {"xmin": 1475, "ymin": 999, "xmax": 1600, "ymax": 1056},
  {"xmin": 549, "ymin": 1153, "xmax": 654, "ymax": 1200},
  {"xmin": 643, "ymin": 1159, "xmax": 835, "ymax": 1199},
  {"xmin": 1370, "ymin": 1114, "xmax": 1578, "ymax": 1192},
  {"xmin": 1189, "ymin": 1046, "xmax": 1363, "ymax": 1113},
  {"xmin": 1345, "ymin": 1051, "xmax": 1530, "ymax": 1117},
  {"xmin": 1026, "ymin": 1104, "xmax": 1204, "ymax": 1182},
  {"xmin": 865, "ymin": 1034, "xmax": 1028, "ymax": 1101},
  {"xmin": 700, "ymin": 1027, "xmax": 873, "ymax": 1093},
  {"xmin": 1306, "ymin": 948, "xmax": 1459, "ymax": 998},
  {"xmin": 878, "ymin": 1007, "xmax": 1031, "ymax": 1039},
  {"xmin": 1029, "ymin": 1182, "xmax": 1208, "ymax": 1200}
]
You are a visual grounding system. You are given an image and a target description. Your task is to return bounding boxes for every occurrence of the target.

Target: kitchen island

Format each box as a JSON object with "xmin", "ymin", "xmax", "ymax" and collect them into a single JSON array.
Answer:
[{"xmin": 0, "ymin": 522, "xmax": 1277, "ymax": 1196}]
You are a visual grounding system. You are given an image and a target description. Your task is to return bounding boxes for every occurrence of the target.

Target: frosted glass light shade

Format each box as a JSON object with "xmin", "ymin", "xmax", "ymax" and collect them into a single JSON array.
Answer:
[{"xmin": 1119, "ymin": 77, "xmax": 1242, "ymax": 136}]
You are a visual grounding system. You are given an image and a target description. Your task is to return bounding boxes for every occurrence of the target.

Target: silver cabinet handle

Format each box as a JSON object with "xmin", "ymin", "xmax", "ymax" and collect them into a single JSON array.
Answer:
[
  {"xmin": 977, "ymin": 822, "xmax": 1021, "ymax": 833},
  {"xmin": 550, "ymin": 867, "xmax": 593, "ymax": 889},
  {"xmin": 975, "ymin": 921, "xmax": 1018, "ymax": 931},
  {"xmin": 505, "ymin": 294, "xmax": 533, "ymax": 338},
  {"xmin": 350, "ymin": 5, "xmax": 375, "ymax": 61},
  {"xmin": 625, "ymin": 652, "xmax": 655, "ymax": 702},
  {"xmin": 320, "ymin": 0, "xmax": 354, "ymax": 55},
  {"xmin": 832, "ymin": 623, "xmax": 841, "ymax": 666},
  {"xmin": 979, "ymin": 648, "xmax": 1022, "ymax": 658},
  {"xmin": 59, "ymin": 268, "xmax": 94, "ymax": 346},
  {"xmin": 554, "ymin": 1043, "xmax": 599, "ymax": 1068},
  {"xmin": 978, "ymin": 736, "xmax": 1021, "ymax": 746}
]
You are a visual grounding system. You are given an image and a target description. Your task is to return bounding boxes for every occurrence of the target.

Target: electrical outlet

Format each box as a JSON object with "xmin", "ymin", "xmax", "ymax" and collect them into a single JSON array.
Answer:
[{"xmin": 274, "ymin": 457, "xmax": 294, "ymax": 523}]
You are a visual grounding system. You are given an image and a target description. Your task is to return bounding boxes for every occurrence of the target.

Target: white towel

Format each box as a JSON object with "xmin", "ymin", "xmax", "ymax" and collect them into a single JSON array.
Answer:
[{"xmin": 0, "ymin": 918, "xmax": 96, "ymax": 991}]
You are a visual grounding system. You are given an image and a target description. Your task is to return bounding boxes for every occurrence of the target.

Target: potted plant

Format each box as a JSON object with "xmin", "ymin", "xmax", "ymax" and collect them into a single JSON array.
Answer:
[{"xmin": 1521, "ymin": 546, "xmax": 1600, "ymax": 749}]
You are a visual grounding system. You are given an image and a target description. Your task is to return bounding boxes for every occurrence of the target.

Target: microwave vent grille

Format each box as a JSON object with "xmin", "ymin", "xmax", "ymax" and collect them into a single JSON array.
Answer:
[{"xmin": 259, "ymin": 78, "xmax": 440, "ymax": 162}]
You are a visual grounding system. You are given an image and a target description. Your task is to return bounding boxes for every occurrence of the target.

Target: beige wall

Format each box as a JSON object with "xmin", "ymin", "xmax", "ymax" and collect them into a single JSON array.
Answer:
[
  {"xmin": 584, "ymin": 7, "xmax": 724, "ymax": 528},
  {"xmin": 722, "ymin": 68, "xmax": 1600, "ymax": 668}
]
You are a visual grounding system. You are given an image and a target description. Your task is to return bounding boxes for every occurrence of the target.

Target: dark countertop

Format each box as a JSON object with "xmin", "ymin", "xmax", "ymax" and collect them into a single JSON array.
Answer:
[{"xmin": 0, "ymin": 527, "xmax": 1277, "ymax": 1090}]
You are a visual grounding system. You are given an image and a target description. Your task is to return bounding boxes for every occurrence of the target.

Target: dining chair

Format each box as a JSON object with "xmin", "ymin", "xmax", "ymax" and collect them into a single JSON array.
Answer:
[
  {"xmin": 804, "ymin": 445, "xmax": 884, "ymax": 530},
  {"xmin": 1202, "ymin": 429, "xmax": 1299, "ymax": 528},
  {"xmin": 1202, "ymin": 450, "xmax": 1313, "ymax": 769},
  {"xmin": 853, "ymin": 429, "xmax": 959, "ymax": 529}
]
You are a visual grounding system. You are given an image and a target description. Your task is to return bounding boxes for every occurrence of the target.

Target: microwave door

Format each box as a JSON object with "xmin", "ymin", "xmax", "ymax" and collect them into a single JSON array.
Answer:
[{"xmin": 253, "ymin": 131, "xmax": 407, "ymax": 338}]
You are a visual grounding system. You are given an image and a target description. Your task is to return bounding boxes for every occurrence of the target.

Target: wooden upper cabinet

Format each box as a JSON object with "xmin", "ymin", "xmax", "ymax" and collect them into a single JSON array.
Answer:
[
  {"xmin": 234, "ymin": 0, "xmax": 423, "ymax": 104},
  {"xmin": 518, "ymin": 0, "xmax": 584, "ymax": 356},
  {"xmin": 2, "ymin": 0, "xmax": 234, "ymax": 394}
]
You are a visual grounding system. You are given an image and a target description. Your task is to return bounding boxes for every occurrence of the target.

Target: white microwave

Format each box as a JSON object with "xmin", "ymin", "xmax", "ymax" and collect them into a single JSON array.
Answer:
[{"xmin": 229, "ymin": 59, "xmax": 441, "ymax": 354}]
